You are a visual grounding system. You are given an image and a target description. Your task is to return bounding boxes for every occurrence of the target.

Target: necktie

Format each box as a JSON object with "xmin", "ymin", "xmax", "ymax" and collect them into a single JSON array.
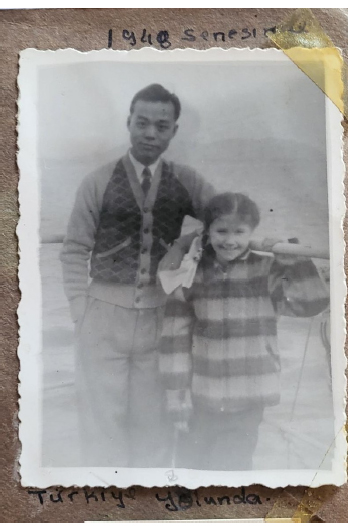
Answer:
[{"xmin": 141, "ymin": 167, "xmax": 152, "ymax": 197}]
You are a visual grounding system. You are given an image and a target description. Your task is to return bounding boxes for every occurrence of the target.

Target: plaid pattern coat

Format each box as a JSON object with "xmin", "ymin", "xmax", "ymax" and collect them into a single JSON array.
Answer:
[{"xmin": 160, "ymin": 248, "xmax": 329, "ymax": 415}]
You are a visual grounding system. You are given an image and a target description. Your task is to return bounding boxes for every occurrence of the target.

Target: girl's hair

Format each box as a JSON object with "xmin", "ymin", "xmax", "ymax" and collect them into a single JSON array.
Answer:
[{"xmin": 204, "ymin": 192, "xmax": 260, "ymax": 231}]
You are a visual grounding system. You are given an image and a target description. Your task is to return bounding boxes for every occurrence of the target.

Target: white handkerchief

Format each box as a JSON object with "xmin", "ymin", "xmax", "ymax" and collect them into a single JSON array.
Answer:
[{"xmin": 159, "ymin": 236, "xmax": 203, "ymax": 294}]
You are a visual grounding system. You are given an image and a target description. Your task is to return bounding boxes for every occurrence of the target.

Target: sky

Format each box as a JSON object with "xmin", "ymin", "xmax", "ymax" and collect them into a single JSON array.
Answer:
[{"xmin": 38, "ymin": 58, "xmax": 328, "ymax": 248}]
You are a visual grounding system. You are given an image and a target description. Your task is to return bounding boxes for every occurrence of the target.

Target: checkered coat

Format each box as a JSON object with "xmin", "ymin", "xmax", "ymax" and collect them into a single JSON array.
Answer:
[{"xmin": 160, "ymin": 248, "xmax": 329, "ymax": 415}]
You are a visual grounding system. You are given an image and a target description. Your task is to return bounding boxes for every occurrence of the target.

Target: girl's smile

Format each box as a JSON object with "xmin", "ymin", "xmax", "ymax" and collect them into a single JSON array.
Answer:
[{"xmin": 208, "ymin": 214, "xmax": 254, "ymax": 264}]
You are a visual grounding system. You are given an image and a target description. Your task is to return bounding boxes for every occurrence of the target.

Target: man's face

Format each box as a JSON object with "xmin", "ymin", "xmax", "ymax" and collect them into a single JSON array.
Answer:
[
  {"xmin": 209, "ymin": 214, "xmax": 254, "ymax": 265},
  {"xmin": 127, "ymin": 100, "xmax": 178, "ymax": 165}
]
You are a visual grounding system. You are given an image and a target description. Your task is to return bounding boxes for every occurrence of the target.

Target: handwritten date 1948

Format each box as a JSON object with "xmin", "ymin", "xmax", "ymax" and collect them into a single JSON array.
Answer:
[{"xmin": 108, "ymin": 27, "xmax": 278, "ymax": 49}]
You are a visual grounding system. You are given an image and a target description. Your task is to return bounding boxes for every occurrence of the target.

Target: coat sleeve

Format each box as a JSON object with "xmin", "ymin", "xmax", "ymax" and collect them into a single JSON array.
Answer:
[
  {"xmin": 160, "ymin": 286, "xmax": 194, "ymax": 390},
  {"xmin": 160, "ymin": 286, "xmax": 195, "ymax": 423},
  {"xmin": 268, "ymin": 258, "xmax": 330, "ymax": 317},
  {"xmin": 60, "ymin": 168, "xmax": 109, "ymax": 322},
  {"xmin": 174, "ymin": 164, "xmax": 216, "ymax": 222}
]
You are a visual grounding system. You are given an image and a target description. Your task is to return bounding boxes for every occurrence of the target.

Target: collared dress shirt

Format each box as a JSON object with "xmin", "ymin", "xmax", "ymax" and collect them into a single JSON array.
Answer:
[{"xmin": 128, "ymin": 150, "xmax": 161, "ymax": 182}]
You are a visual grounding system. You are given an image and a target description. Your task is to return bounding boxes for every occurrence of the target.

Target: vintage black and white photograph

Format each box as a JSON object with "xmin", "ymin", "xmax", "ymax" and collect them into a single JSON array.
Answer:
[{"xmin": 17, "ymin": 48, "xmax": 346, "ymax": 488}]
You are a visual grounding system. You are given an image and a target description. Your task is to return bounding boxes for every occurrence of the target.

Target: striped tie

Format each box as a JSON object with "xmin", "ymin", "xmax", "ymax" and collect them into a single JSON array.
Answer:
[{"xmin": 141, "ymin": 167, "xmax": 152, "ymax": 197}]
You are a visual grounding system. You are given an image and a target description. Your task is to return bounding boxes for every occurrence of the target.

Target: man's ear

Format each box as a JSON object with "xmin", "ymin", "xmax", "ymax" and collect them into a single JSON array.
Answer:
[
  {"xmin": 127, "ymin": 115, "xmax": 131, "ymax": 130},
  {"xmin": 173, "ymin": 123, "xmax": 179, "ymax": 137}
]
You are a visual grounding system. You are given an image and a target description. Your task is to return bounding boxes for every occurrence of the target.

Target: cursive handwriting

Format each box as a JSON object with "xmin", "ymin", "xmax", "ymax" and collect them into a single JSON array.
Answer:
[
  {"xmin": 155, "ymin": 487, "xmax": 265, "ymax": 511},
  {"xmin": 27, "ymin": 486, "xmax": 269, "ymax": 510},
  {"xmin": 27, "ymin": 487, "xmax": 135, "ymax": 507},
  {"xmin": 107, "ymin": 27, "xmax": 279, "ymax": 49}
]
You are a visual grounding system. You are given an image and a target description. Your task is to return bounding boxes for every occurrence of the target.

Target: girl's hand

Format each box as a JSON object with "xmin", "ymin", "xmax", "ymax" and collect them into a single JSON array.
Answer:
[
  {"xmin": 174, "ymin": 421, "xmax": 190, "ymax": 433},
  {"xmin": 166, "ymin": 389, "xmax": 192, "ymax": 431}
]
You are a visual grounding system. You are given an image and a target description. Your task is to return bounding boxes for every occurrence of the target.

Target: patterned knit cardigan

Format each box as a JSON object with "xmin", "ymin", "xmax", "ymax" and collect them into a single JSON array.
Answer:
[{"xmin": 159, "ymin": 249, "xmax": 329, "ymax": 414}]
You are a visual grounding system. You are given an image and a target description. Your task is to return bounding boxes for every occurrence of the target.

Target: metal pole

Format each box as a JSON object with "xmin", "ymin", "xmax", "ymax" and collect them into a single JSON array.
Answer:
[
  {"xmin": 41, "ymin": 235, "xmax": 330, "ymax": 260},
  {"xmin": 249, "ymin": 240, "xmax": 329, "ymax": 260}
]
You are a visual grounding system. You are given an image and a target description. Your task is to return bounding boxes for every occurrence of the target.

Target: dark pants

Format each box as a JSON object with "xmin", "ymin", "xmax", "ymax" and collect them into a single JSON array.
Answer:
[{"xmin": 176, "ymin": 405, "xmax": 264, "ymax": 471}]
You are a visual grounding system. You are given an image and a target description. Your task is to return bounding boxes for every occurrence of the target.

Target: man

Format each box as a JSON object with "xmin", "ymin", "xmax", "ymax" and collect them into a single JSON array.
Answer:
[{"xmin": 60, "ymin": 83, "xmax": 214, "ymax": 467}]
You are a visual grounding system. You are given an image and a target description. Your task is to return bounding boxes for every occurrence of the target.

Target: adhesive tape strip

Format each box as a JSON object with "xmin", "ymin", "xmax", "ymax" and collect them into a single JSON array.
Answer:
[
  {"xmin": 268, "ymin": 8, "xmax": 347, "ymax": 118},
  {"xmin": 291, "ymin": 485, "xmax": 338, "ymax": 523},
  {"xmin": 265, "ymin": 519, "xmax": 301, "ymax": 523}
]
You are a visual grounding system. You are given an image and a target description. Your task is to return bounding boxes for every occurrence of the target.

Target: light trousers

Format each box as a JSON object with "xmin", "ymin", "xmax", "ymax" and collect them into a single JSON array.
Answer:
[{"xmin": 75, "ymin": 297, "xmax": 168, "ymax": 467}]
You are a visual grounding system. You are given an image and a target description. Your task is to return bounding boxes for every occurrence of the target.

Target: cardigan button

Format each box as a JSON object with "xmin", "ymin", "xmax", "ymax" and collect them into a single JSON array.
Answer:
[
  {"xmin": 143, "ymin": 228, "xmax": 149, "ymax": 234},
  {"xmin": 143, "ymin": 207, "xmax": 149, "ymax": 213},
  {"xmin": 137, "ymin": 283, "xmax": 144, "ymax": 289},
  {"xmin": 135, "ymin": 297, "xmax": 141, "ymax": 303},
  {"xmin": 141, "ymin": 268, "xmax": 146, "ymax": 274},
  {"xmin": 141, "ymin": 247, "xmax": 147, "ymax": 254}
]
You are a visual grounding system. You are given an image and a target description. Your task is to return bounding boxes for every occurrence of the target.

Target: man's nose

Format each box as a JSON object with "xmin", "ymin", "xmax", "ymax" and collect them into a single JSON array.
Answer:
[{"xmin": 144, "ymin": 124, "xmax": 157, "ymax": 139}]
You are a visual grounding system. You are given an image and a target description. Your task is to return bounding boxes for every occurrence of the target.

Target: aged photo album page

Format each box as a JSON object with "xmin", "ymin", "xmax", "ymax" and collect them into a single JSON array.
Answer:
[{"xmin": 17, "ymin": 47, "xmax": 347, "ymax": 488}]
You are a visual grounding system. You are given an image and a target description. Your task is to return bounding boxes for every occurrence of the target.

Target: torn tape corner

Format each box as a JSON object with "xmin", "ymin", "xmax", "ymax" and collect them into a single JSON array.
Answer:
[{"xmin": 269, "ymin": 7, "xmax": 347, "ymax": 118}]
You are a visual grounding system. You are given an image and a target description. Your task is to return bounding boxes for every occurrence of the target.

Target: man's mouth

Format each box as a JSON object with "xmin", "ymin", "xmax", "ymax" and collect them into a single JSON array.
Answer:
[{"xmin": 140, "ymin": 143, "xmax": 158, "ymax": 151}]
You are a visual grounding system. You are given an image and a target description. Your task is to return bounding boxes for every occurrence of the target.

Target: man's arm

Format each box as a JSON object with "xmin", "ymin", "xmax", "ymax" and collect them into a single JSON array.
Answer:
[
  {"xmin": 60, "ymin": 169, "xmax": 108, "ymax": 323},
  {"xmin": 175, "ymin": 164, "xmax": 215, "ymax": 223},
  {"xmin": 167, "ymin": 164, "xmax": 215, "ymax": 265}
]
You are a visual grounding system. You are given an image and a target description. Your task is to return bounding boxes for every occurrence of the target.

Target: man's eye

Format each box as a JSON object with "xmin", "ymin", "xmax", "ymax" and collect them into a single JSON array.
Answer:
[
  {"xmin": 157, "ymin": 125, "xmax": 169, "ymax": 131},
  {"xmin": 217, "ymin": 229, "xmax": 227, "ymax": 234},
  {"xmin": 137, "ymin": 121, "xmax": 146, "ymax": 128}
]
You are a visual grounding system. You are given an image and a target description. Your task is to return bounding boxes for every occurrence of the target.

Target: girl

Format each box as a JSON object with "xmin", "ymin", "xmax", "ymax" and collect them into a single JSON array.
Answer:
[{"xmin": 159, "ymin": 192, "xmax": 329, "ymax": 470}]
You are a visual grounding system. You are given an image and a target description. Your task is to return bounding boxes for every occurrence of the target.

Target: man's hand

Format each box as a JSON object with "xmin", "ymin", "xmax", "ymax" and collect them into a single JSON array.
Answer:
[
  {"xmin": 158, "ymin": 243, "xmax": 186, "ymax": 273},
  {"xmin": 158, "ymin": 232, "xmax": 200, "ymax": 274}
]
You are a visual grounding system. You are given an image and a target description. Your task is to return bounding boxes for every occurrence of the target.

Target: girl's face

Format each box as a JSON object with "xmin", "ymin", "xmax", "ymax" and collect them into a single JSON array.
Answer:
[{"xmin": 208, "ymin": 214, "xmax": 253, "ymax": 264}]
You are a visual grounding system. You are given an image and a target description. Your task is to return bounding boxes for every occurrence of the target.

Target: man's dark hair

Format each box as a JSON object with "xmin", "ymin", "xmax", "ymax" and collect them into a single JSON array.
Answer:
[
  {"xmin": 204, "ymin": 192, "xmax": 260, "ymax": 231},
  {"xmin": 130, "ymin": 84, "xmax": 181, "ymax": 121}
]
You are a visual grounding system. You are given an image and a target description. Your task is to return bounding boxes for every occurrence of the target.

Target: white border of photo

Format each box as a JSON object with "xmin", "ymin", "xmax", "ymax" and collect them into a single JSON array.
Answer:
[{"xmin": 17, "ymin": 47, "xmax": 347, "ymax": 488}]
